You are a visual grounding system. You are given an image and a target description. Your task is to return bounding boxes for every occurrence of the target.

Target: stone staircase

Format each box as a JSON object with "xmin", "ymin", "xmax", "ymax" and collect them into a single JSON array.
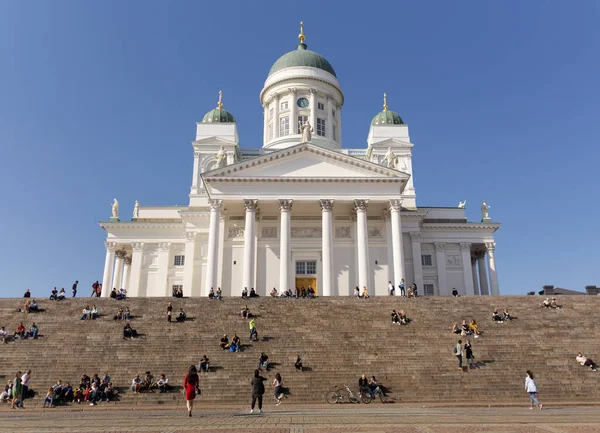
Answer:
[{"xmin": 1, "ymin": 295, "xmax": 599, "ymax": 407}]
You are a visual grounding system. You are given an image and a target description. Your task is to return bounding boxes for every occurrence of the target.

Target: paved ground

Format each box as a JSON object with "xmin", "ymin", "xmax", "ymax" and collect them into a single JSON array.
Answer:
[{"xmin": 1, "ymin": 406, "xmax": 600, "ymax": 433}]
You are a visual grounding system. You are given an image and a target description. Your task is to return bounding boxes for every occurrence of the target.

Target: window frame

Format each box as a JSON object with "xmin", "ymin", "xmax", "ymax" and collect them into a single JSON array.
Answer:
[
  {"xmin": 280, "ymin": 101, "xmax": 289, "ymax": 111},
  {"xmin": 174, "ymin": 255, "xmax": 185, "ymax": 266},
  {"xmin": 421, "ymin": 254, "xmax": 433, "ymax": 267},
  {"xmin": 280, "ymin": 116, "xmax": 290, "ymax": 136},
  {"xmin": 316, "ymin": 118, "xmax": 326, "ymax": 137}
]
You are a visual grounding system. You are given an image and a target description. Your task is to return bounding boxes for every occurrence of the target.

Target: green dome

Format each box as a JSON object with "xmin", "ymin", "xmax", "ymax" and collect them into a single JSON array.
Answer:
[
  {"xmin": 268, "ymin": 44, "xmax": 337, "ymax": 78},
  {"xmin": 371, "ymin": 110, "xmax": 404, "ymax": 126},
  {"xmin": 202, "ymin": 108, "xmax": 236, "ymax": 123}
]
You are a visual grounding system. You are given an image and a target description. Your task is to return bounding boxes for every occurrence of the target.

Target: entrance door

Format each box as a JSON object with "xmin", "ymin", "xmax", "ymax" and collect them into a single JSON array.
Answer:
[{"xmin": 295, "ymin": 277, "xmax": 317, "ymax": 297}]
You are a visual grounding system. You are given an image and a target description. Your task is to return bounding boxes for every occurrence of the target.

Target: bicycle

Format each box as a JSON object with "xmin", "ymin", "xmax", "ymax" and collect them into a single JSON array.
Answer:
[
  {"xmin": 366, "ymin": 386, "xmax": 387, "ymax": 404},
  {"xmin": 326, "ymin": 384, "xmax": 370, "ymax": 404}
]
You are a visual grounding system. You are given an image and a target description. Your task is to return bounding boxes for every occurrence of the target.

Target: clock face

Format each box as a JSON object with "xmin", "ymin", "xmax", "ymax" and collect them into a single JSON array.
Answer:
[{"xmin": 297, "ymin": 97, "xmax": 309, "ymax": 108}]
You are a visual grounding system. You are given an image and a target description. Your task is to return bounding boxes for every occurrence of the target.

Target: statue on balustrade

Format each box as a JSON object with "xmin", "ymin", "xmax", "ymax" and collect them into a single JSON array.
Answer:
[
  {"xmin": 215, "ymin": 146, "xmax": 227, "ymax": 169},
  {"xmin": 111, "ymin": 198, "xmax": 119, "ymax": 219},
  {"xmin": 300, "ymin": 120, "xmax": 313, "ymax": 143}
]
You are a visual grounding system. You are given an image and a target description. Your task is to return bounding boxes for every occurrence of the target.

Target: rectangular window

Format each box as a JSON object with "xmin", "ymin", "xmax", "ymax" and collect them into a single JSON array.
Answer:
[
  {"xmin": 269, "ymin": 107, "xmax": 273, "ymax": 119},
  {"xmin": 295, "ymin": 261, "xmax": 306, "ymax": 275},
  {"xmin": 316, "ymin": 118, "xmax": 326, "ymax": 137},
  {"xmin": 174, "ymin": 255, "xmax": 185, "ymax": 266},
  {"xmin": 269, "ymin": 122, "xmax": 274, "ymax": 140},
  {"xmin": 421, "ymin": 255, "xmax": 432, "ymax": 267},
  {"xmin": 295, "ymin": 261, "xmax": 317, "ymax": 275},
  {"xmin": 305, "ymin": 261, "xmax": 317, "ymax": 274},
  {"xmin": 332, "ymin": 108, "xmax": 336, "ymax": 118},
  {"xmin": 317, "ymin": 102, "xmax": 324, "ymax": 110},
  {"xmin": 280, "ymin": 117, "xmax": 290, "ymax": 136},
  {"xmin": 280, "ymin": 101, "xmax": 288, "ymax": 110},
  {"xmin": 424, "ymin": 284, "xmax": 435, "ymax": 296},
  {"xmin": 333, "ymin": 124, "xmax": 336, "ymax": 141},
  {"xmin": 297, "ymin": 115, "xmax": 308, "ymax": 133}
]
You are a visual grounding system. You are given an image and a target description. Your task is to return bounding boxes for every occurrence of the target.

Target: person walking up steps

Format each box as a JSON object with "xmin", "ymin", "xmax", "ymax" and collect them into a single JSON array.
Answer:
[
  {"xmin": 184, "ymin": 365, "xmax": 200, "ymax": 417},
  {"xmin": 273, "ymin": 373, "xmax": 284, "ymax": 406},
  {"xmin": 454, "ymin": 340, "xmax": 464, "ymax": 370},
  {"xmin": 525, "ymin": 370, "xmax": 543, "ymax": 410},
  {"xmin": 250, "ymin": 369, "xmax": 266, "ymax": 414}
]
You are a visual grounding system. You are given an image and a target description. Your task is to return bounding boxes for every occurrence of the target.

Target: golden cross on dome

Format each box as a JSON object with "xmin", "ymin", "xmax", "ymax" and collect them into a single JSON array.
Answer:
[
  {"xmin": 383, "ymin": 93, "xmax": 388, "ymax": 111},
  {"xmin": 217, "ymin": 90, "xmax": 223, "ymax": 109},
  {"xmin": 299, "ymin": 21, "xmax": 305, "ymax": 44}
]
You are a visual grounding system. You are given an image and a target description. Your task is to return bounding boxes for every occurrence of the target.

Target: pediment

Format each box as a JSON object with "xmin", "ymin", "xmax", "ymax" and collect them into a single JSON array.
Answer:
[
  {"xmin": 370, "ymin": 137, "xmax": 413, "ymax": 148},
  {"xmin": 192, "ymin": 136, "xmax": 238, "ymax": 146},
  {"xmin": 203, "ymin": 143, "xmax": 409, "ymax": 180}
]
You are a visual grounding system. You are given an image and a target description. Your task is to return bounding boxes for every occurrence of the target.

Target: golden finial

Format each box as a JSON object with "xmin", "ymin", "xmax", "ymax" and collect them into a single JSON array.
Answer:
[
  {"xmin": 383, "ymin": 93, "xmax": 388, "ymax": 111},
  {"xmin": 298, "ymin": 21, "xmax": 305, "ymax": 44},
  {"xmin": 217, "ymin": 90, "xmax": 223, "ymax": 109}
]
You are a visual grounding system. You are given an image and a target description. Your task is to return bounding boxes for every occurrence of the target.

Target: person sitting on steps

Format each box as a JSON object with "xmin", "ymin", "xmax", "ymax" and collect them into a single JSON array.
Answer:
[
  {"xmin": 57, "ymin": 288, "xmax": 66, "ymax": 300},
  {"xmin": 199, "ymin": 355, "xmax": 210, "ymax": 373},
  {"xmin": 358, "ymin": 374, "xmax": 369, "ymax": 397},
  {"xmin": 469, "ymin": 319, "xmax": 481, "ymax": 337},
  {"xmin": 219, "ymin": 334, "xmax": 230, "ymax": 350},
  {"xmin": 576, "ymin": 353, "xmax": 598, "ymax": 371},
  {"xmin": 354, "ymin": 286, "xmax": 360, "ymax": 297},
  {"xmin": 242, "ymin": 287, "xmax": 248, "ymax": 298},
  {"xmin": 398, "ymin": 310, "xmax": 409, "ymax": 325},
  {"xmin": 550, "ymin": 297, "xmax": 562, "ymax": 309},
  {"xmin": 157, "ymin": 375, "xmax": 170, "ymax": 393},
  {"xmin": 215, "ymin": 287, "xmax": 222, "ymax": 300},
  {"xmin": 175, "ymin": 308, "xmax": 187, "ymax": 322},
  {"xmin": 294, "ymin": 354, "xmax": 303, "ymax": 372},
  {"xmin": 492, "ymin": 309, "xmax": 504, "ymax": 323},
  {"xmin": 307, "ymin": 286, "xmax": 315, "ymax": 298},
  {"xmin": 131, "ymin": 375, "xmax": 143, "ymax": 393},
  {"xmin": 258, "ymin": 352, "xmax": 270, "ymax": 371},
  {"xmin": 23, "ymin": 289, "xmax": 31, "ymax": 298},
  {"xmin": 541, "ymin": 297, "xmax": 551, "ymax": 308},
  {"xmin": 461, "ymin": 319, "xmax": 471, "ymax": 336},
  {"xmin": 452, "ymin": 322, "xmax": 462, "ymax": 334},
  {"xmin": 503, "ymin": 308, "xmax": 513, "ymax": 321},
  {"xmin": 123, "ymin": 322, "xmax": 138, "ymax": 339},
  {"xmin": 25, "ymin": 322, "xmax": 38, "ymax": 339},
  {"xmin": 241, "ymin": 305, "xmax": 250, "ymax": 319},
  {"xmin": 143, "ymin": 371, "xmax": 155, "ymax": 392},
  {"xmin": 208, "ymin": 288, "xmax": 215, "ymax": 300},
  {"xmin": 452, "ymin": 287, "xmax": 459, "ymax": 297},
  {"xmin": 110, "ymin": 288, "xmax": 118, "ymax": 299},
  {"xmin": 391, "ymin": 310, "xmax": 399, "ymax": 324},
  {"xmin": 270, "ymin": 287, "xmax": 278, "ymax": 298},
  {"xmin": 249, "ymin": 287, "xmax": 259, "ymax": 298},
  {"xmin": 361, "ymin": 286, "xmax": 370, "ymax": 298},
  {"xmin": 369, "ymin": 376, "xmax": 383, "ymax": 398},
  {"xmin": 49, "ymin": 287, "xmax": 58, "ymax": 300},
  {"xmin": 230, "ymin": 333, "xmax": 241, "ymax": 352}
]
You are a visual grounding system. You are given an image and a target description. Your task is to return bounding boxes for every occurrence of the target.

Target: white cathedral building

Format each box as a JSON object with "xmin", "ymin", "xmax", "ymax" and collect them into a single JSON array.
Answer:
[{"xmin": 99, "ymin": 24, "xmax": 500, "ymax": 298}]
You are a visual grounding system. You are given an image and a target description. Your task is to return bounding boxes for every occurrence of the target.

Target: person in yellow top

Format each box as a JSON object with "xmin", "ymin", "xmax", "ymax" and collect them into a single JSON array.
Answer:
[
  {"xmin": 249, "ymin": 318, "xmax": 258, "ymax": 342},
  {"xmin": 469, "ymin": 319, "xmax": 480, "ymax": 337}
]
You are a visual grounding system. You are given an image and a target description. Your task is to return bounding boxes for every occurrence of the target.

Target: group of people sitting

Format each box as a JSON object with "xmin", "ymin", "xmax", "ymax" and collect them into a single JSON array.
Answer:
[
  {"xmin": 49, "ymin": 287, "xmax": 66, "ymax": 301},
  {"xmin": 241, "ymin": 287, "xmax": 259, "ymax": 298},
  {"xmin": 452, "ymin": 319, "xmax": 481, "ymax": 338},
  {"xmin": 172, "ymin": 286, "xmax": 184, "ymax": 298},
  {"xmin": 166, "ymin": 303, "xmax": 187, "ymax": 322},
  {"xmin": 52, "ymin": 373, "xmax": 116, "ymax": 406},
  {"xmin": 358, "ymin": 374, "xmax": 385, "ymax": 399},
  {"xmin": 354, "ymin": 286, "xmax": 370, "ymax": 298},
  {"xmin": 492, "ymin": 308, "xmax": 512, "ymax": 323},
  {"xmin": 23, "ymin": 299, "xmax": 39, "ymax": 313},
  {"xmin": 391, "ymin": 310, "xmax": 410, "ymax": 325},
  {"xmin": 122, "ymin": 322, "xmax": 139, "ymax": 339},
  {"xmin": 79, "ymin": 305, "xmax": 99, "ymax": 320},
  {"xmin": 219, "ymin": 333, "xmax": 241, "ymax": 352},
  {"xmin": 113, "ymin": 307, "xmax": 133, "ymax": 321},
  {"xmin": 270, "ymin": 287, "xmax": 300, "ymax": 298},
  {"xmin": 109, "ymin": 288, "xmax": 127, "ymax": 300},
  {"xmin": 131, "ymin": 371, "xmax": 169, "ymax": 393},
  {"xmin": 541, "ymin": 297, "xmax": 562, "ymax": 309},
  {"xmin": 12, "ymin": 322, "xmax": 39, "ymax": 340},
  {"xmin": 208, "ymin": 287, "xmax": 222, "ymax": 300}
]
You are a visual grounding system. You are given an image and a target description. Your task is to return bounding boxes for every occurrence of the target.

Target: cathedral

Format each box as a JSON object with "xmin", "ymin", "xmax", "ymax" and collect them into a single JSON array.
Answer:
[{"xmin": 99, "ymin": 24, "xmax": 500, "ymax": 298}]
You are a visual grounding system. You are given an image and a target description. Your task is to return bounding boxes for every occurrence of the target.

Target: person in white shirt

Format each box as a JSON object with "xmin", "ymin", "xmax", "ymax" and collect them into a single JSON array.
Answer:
[
  {"xmin": 0, "ymin": 326, "xmax": 8, "ymax": 344},
  {"xmin": 131, "ymin": 375, "xmax": 142, "ymax": 393},
  {"xmin": 388, "ymin": 281, "xmax": 395, "ymax": 296},
  {"xmin": 19, "ymin": 370, "xmax": 31, "ymax": 408},
  {"xmin": 157, "ymin": 374, "xmax": 170, "ymax": 393},
  {"xmin": 454, "ymin": 340, "xmax": 464, "ymax": 370},
  {"xmin": 525, "ymin": 370, "xmax": 542, "ymax": 410},
  {"xmin": 576, "ymin": 353, "xmax": 598, "ymax": 371}
]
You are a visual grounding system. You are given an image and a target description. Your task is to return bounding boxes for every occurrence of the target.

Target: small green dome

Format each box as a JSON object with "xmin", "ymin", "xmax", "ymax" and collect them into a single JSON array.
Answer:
[
  {"xmin": 268, "ymin": 43, "xmax": 337, "ymax": 78},
  {"xmin": 202, "ymin": 108, "xmax": 236, "ymax": 123},
  {"xmin": 371, "ymin": 110, "xmax": 404, "ymax": 126}
]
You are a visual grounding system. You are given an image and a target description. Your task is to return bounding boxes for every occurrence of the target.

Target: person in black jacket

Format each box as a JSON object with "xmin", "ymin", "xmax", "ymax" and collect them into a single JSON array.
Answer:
[
  {"xmin": 250, "ymin": 370, "xmax": 266, "ymax": 414},
  {"xmin": 358, "ymin": 374, "xmax": 369, "ymax": 397}
]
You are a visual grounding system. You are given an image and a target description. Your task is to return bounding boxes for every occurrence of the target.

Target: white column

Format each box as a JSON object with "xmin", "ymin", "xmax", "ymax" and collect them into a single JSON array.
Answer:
[
  {"xmin": 183, "ymin": 233, "xmax": 198, "ymax": 296},
  {"xmin": 309, "ymin": 88, "xmax": 317, "ymax": 132},
  {"xmin": 128, "ymin": 243, "xmax": 144, "ymax": 297},
  {"xmin": 389, "ymin": 199, "xmax": 405, "ymax": 288},
  {"xmin": 337, "ymin": 105, "xmax": 343, "ymax": 145},
  {"xmin": 242, "ymin": 199, "xmax": 258, "ymax": 291},
  {"xmin": 191, "ymin": 151, "xmax": 200, "ymax": 194},
  {"xmin": 279, "ymin": 200, "xmax": 292, "ymax": 293},
  {"xmin": 156, "ymin": 242, "xmax": 171, "ymax": 297},
  {"xmin": 122, "ymin": 257, "xmax": 132, "ymax": 293},
  {"xmin": 112, "ymin": 250, "xmax": 127, "ymax": 291},
  {"xmin": 289, "ymin": 88, "xmax": 297, "ymax": 134},
  {"xmin": 326, "ymin": 95, "xmax": 333, "ymax": 139},
  {"xmin": 204, "ymin": 200, "xmax": 222, "ymax": 296},
  {"xmin": 460, "ymin": 243, "xmax": 475, "ymax": 296},
  {"xmin": 471, "ymin": 258, "xmax": 480, "ymax": 295},
  {"xmin": 435, "ymin": 243, "xmax": 448, "ymax": 296},
  {"xmin": 273, "ymin": 94, "xmax": 280, "ymax": 137},
  {"xmin": 354, "ymin": 200, "xmax": 369, "ymax": 292},
  {"xmin": 477, "ymin": 253, "xmax": 489, "ymax": 295},
  {"xmin": 384, "ymin": 210, "xmax": 394, "ymax": 284},
  {"xmin": 320, "ymin": 199, "xmax": 334, "ymax": 296},
  {"xmin": 101, "ymin": 242, "xmax": 116, "ymax": 297},
  {"xmin": 410, "ymin": 232, "xmax": 424, "ymax": 290},
  {"xmin": 263, "ymin": 103, "xmax": 268, "ymax": 143},
  {"xmin": 486, "ymin": 242, "xmax": 500, "ymax": 295}
]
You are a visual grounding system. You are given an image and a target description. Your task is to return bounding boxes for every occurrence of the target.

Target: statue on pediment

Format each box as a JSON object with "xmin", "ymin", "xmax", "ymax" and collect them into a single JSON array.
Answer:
[
  {"xmin": 300, "ymin": 120, "xmax": 313, "ymax": 143},
  {"xmin": 133, "ymin": 200, "xmax": 139, "ymax": 219},
  {"xmin": 383, "ymin": 147, "xmax": 398, "ymax": 169},
  {"xmin": 458, "ymin": 200, "xmax": 466, "ymax": 209},
  {"xmin": 481, "ymin": 201, "xmax": 491, "ymax": 221},
  {"xmin": 215, "ymin": 146, "xmax": 227, "ymax": 169},
  {"xmin": 111, "ymin": 198, "xmax": 119, "ymax": 219}
]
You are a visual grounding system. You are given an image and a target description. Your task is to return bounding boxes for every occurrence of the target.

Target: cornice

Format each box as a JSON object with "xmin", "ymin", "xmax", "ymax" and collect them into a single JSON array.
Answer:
[
  {"xmin": 99, "ymin": 221, "xmax": 185, "ymax": 230},
  {"xmin": 207, "ymin": 177, "xmax": 402, "ymax": 183},
  {"xmin": 422, "ymin": 222, "xmax": 501, "ymax": 231},
  {"xmin": 260, "ymin": 76, "xmax": 345, "ymax": 105}
]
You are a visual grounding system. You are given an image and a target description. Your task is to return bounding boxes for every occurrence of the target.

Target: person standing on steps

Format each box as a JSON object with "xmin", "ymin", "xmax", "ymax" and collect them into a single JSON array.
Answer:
[
  {"xmin": 184, "ymin": 365, "xmax": 200, "ymax": 417},
  {"xmin": 465, "ymin": 339, "xmax": 475, "ymax": 368},
  {"xmin": 19, "ymin": 370, "xmax": 31, "ymax": 408},
  {"xmin": 454, "ymin": 340, "xmax": 464, "ymax": 370},
  {"xmin": 525, "ymin": 370, "xmax": 543, "ymax": 410},
  {"xmin": 273, "ymin": 373, "xmax": 284, "ymax": 406},
  {"xmin": 399, "ymin": 279, "xmax": 406, "ymax": 297},
  {"xmin": 167, "ymin": 302, "xmax": 173, "ymax": 323},
  {"xmin": 249, "ymin": 318, "xmax": 258, "ymax": 342},
  {"xmin": 11, "ymin": 371, "xmax": 22, "ymax": 409},
  {"xmin": 72, "ymin": 281, "xmax": 78, "ymax": 298},
  {"xmin": 250, "ymin": 369, "xmax": 266, "ymax": 414},
  {"xmin": 388, "ymin": 281, "xmax": 395, "ymax": 296}
]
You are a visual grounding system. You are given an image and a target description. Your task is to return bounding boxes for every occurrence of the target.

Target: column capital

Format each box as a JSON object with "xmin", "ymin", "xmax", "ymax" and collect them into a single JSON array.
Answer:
[
  {"xmin": 209, "ymin": 199, "xmax": 224, "ymax": 211},
  {"xmin": 485, "ymin": 242, "xmax": 496, "ymax": 252},
  {"xmin": 279, "ymin": 199, "xmax": 293, "ymax": 212},
  {"xmin": 319, "ymin": 199, "xmax": 334, "ymax": 212},
  {"xmin": 243, "ymin": 199, "xmax": 259, "ymax": 212},
  {"xmin": 158, "ymin": 242, "xmax": 171, "ymax": 252},
  {"xmin": 409, "ymin": 232, "xmax": 421, "ymax": 242},
  {"xmin": 105, "ymin": 241, "xmax": 117, "ymax": 252},
  {"xmin": 389, "ymin": 199, "xmax": 403, "ymax": 211},
  {"xmin": 309, "ymin": 88, "xmax": 318, "ymax": 95},
  {"xmin": 132, "ymin": 242, "xmax": 145, "ymax": 252},
  {"xmin": 435, "ymin": 242, "xmax": 446, "ymax": 252},
  {"xmin": 288, "ymin": 87, "xmax": 297, "ymax": 96},
  {"xmin": 460, "ymin": 242, "xmax": 472, "ymax": 252},
  {"xmin": 354, "ymin": 199, "xmax": 369, "ymax": 212},
  {"xmin": 115, "ymin": 250, "xmax": 127, "ymax": 259},
  {"xmin": 273, "ymin": 92, "xmax": 280, "ymax": 101},
  {"xmin": 123, "ymin": 257, "xmax": 132, "ymax": 266},
  {"xmin": 184, "ymin": 232, "xmax": 197, "ymax": 242}
]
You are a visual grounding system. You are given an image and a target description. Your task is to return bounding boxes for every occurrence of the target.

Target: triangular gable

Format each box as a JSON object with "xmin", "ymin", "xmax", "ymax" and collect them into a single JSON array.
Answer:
[
  {"xmin": 203, "ymin": 143, "xmax": 409, "ymax": 180},
  {"xmin": 192, "ymin": 136, "xmax": 238, "ymax": 146},
  {"xmin": 369, "ymin": 137, "xmax": 413, "ymax": 148}
]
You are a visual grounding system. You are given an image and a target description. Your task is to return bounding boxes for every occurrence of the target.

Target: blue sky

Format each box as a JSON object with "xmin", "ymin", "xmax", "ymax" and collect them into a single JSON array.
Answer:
[{"xmin": 0, "ymin": 1, "xmax": 598, "ymax": 297}]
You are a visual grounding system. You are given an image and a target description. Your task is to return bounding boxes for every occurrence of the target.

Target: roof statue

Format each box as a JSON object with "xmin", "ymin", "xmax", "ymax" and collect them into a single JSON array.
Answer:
[
  {"xmin": 458, "ymin": 200, "xmax": 466, "ymax": 209},
  {"xmin": 111, "ymin": 198, "xmax": 119, "ymax": 219},
  {"xmin": 133, "ymin": 200, "xmax": 139, "ymax": 219},
  {"xmin": 481, "ymin": 201, "xmax": 491, "ymax": 221},
  {"xmin": 300, "ymin": 120, "xmax": 313, "ymax": 143},
  {"xmin": 215, "ymin": 146, "xmax": 227, "ymax": 169},
  {"xmin": 383, "ymin": 147, "xmax": 398, "ymax": 169}
]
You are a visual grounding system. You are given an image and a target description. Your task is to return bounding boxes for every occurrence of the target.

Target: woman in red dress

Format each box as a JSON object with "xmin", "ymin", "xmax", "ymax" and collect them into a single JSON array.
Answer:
[{"xmin": 184, "ymin": 365, "xmax": 199, "ymax": 417}]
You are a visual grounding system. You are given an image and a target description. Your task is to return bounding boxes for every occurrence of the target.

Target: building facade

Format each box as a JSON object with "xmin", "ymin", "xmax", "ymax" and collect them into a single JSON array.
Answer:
[{"xmin": 99, "ymin": 25, "xmax": 500, "ymax": 298}]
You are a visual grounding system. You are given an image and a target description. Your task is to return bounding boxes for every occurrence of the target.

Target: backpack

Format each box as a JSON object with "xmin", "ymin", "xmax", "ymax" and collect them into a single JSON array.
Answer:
[{"xmin": 453, "ymin": 346, "xmax": 458, "ymax": 354}]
